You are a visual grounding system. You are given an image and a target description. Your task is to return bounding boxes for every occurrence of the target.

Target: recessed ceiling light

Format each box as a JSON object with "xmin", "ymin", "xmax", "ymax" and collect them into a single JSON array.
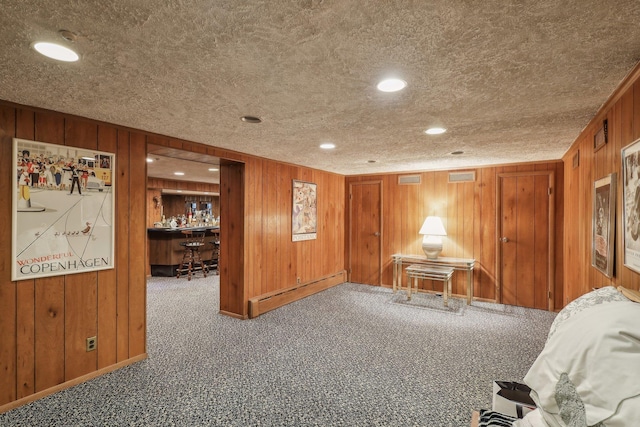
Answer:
[
  {"xmin": 208, "ymin": 167, "xmax": 219, "ymax": 172},
  {"xmin": 319, "ymin": 143, "xmax": 335, "ymax": 150},
  {"xmin": 146, "ymin": 158, "xmax": 154, "ymax": 163},
  {"xmin": 174, "ymin": 172, "xmax": 185, "ymax": 176},
  {"xmin": 241, "ymin": 115, "xmax": 262, "ymax": 123},
  {"xmin": 377, "ymin": 78, "xmax": 407, "ymax": 92},
  {"xmin": 451, "ymin": 151, "xmax": 464, "ymax": 155},
  {"xmin": 177, "ymin": 190, "xmax": 183, "ymax": 193},
  {"xmin": 33, "ymin": 42, "xmax": 79, "ymax": 62},
  {"xmin": 425, "ymin": 127, "xmax": 447, "ymax": 135}
]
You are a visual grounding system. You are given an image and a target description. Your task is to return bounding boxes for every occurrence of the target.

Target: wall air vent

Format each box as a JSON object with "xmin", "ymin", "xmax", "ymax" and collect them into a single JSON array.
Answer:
[
  {"xmin": 398, "ymin": 174, "xmax": 421, "ymax": 185},
  {"xmin": 448, "ymin": 171, "xmax": 476, "ymax": 183}
]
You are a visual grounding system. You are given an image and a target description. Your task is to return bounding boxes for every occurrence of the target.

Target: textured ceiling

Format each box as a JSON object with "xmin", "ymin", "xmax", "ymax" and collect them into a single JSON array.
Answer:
[{"xmin": 2, "ymin": 1, "xmax": 640, "ymax": 175}]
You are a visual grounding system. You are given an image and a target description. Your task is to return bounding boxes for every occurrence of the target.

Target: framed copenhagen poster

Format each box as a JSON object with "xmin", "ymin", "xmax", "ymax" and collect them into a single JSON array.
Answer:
[
  {"xmin": 592, "ymin": 173, "xmax": 616, "ymax": 277},
  {"xmin": 12, "ymin": 138, "xmax": 115, "ymax": 281},
  {"xmin": 622, "ymin": 138, "xmax": 640, "ymax": 274},
  {"xmin": 292, "ymin": 180, "xmax": 317, "ymax": 241}
]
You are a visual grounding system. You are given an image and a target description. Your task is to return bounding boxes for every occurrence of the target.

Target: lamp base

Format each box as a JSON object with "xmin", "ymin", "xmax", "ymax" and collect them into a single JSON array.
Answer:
[{"xmin": 422, "ymin": 236, "xmax": 443, "ymax": 259}]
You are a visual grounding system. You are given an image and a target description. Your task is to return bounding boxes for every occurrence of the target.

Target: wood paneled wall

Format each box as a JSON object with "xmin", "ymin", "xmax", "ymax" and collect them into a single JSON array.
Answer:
[
  {"xmin": 562, "ymin": 63, "xmax": 640, "ymax": 303},
  {"xmin": 0, "ymin": 104, "xmax": 147, "ymax": 410},
  {"xmin": 243, "ymin": 157, "xmax": 345, "ymax": 301},
  {"xmin": 346, "ymin": 163, "xmax": 564, "ymax": 308},
  {"xmin": 0, "ymin": 101, "xmax": 346, "ymax": 410},
  {"xmin": 144, "ymin": 136, "xmax": 347, "ymax": 317}
]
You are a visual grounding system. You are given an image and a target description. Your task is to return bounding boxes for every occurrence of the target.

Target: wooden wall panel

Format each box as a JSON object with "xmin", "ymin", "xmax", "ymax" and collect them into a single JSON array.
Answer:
[
  {"xmin": 97, "ymin": 124, "xmax": 118, "ymax": 370},
  {"xmin": 0, "ymin": 105, "xmax": 17, "ymax": 406},
  {"xmin": 15, "ymin": 270, "xmax": 35, "ymax": 399},
  {"xmin": 479, "ymin": 167, "xmax": 497, "ymax": 300},
  {"xmin": 64, "ymin": 119, "xmax": 99, "ymax": 381},
  {"xmin": 32, "ymin": 113, "xmax": 66, "ymax": 393},
  {"xmin": 15, "ymin": 109, "xmax": 36, "ymax": 399},
  {"xmin": 533, "ymin": 174, "xmax": 549, "ymax": 309},
  {"xmin": 219, "ymin": 160, "xmax": 245, "ymax": 315},
  {"xmin": 1, "ymin": 98, "xmax": 347, "ymax": 411},
  {"xmin": 263, "ymin": 160, "xmax": 277, "ymax": 295},
  {"xmin": 0, "ymin": 102, "xmax": 149, "ymax": 411},
  {"xmin": 553, "ymin": 162, "xmax": 564, "ymax": 310},
  {"xmin": 115, "ymin": 129, "xmax": 131, "ymax": 362},
  {"xmin": 33, "ymin": 277, "xmax": 64, "ymax": 392},
  {"xmin": 128, "ymin": 132, "xmax": 147, "ymax": 357},
  {"xmin": 346, "ymin": 163, "xmax": 564, "ymax": 305},
  {"xmin": 246, "ymin": 157, "xmax": 263, "ymax": 300},
  {"xmin": 562, "ymin": 65, "xmax": 640, "ymax": 301}
]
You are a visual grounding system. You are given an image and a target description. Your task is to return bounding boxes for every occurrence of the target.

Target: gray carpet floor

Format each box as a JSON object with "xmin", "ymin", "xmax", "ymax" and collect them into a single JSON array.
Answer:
[{"xmin": 0, "ymin": 276, "xmax": 556, "ymax": 426}]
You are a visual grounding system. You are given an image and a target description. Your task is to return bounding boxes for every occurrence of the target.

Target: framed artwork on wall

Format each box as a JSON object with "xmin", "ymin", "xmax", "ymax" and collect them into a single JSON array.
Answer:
[
  {"xmin": 593, "ymin": 119, "xmax": 608, "ymax": 152},
  {"xmin": 622, "ymin": 138, "xmax": 640, "ymax": 274},
  {"xmin": 12, "ymin": 138, "xmax": 115, "ymax": 280},
  {"xmin": 592, "ymin": 173, "xmax": 616, "ymax": 277},
  {"xmin": 292, "ymin": 179, "xmax": 317, "ymax": 241}
]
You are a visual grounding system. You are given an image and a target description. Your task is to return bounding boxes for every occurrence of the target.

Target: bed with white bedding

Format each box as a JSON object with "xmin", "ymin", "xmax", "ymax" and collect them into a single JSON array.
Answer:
[{"xmin": 475, "ymin": 286, "xmax": 640, "ymax": 427}]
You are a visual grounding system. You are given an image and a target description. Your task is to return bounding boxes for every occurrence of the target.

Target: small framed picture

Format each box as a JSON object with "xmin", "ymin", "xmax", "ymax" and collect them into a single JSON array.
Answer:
[
  {"xmin": 292, "ymin": 180, "xmax": 317, "ymax": 241},
  {"xmin": 592, "ymin": 173, "xmax": 616, "ymax": 277},
  {"xmin": 622, "ymin": 138, "xmax": 640, "ymax": 273},
  {"xmin": 594, "ymin": 119, "xmax": 608, "ymax": 152}
]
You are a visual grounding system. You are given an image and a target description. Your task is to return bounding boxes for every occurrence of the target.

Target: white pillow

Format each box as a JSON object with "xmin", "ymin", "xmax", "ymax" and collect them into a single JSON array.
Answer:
[{"xmin": 524, "ymin": 301, "xmax": 640, "ymax": 426}]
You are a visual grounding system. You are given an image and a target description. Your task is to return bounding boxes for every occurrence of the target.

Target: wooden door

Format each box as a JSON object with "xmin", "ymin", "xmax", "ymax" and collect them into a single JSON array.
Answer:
[
  {"xmin": 498, "ymin": 172, "xmax": 554, "ymax": 310},
  {"xmin": 349, "ymin": 181, "xmax": 382, "ymax": 285}
]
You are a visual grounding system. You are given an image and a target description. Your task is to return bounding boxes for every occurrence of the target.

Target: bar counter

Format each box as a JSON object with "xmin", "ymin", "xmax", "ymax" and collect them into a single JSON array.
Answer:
[{"xmin": 148, "ymin": 226, "xmax": 220, "ymax": 276}]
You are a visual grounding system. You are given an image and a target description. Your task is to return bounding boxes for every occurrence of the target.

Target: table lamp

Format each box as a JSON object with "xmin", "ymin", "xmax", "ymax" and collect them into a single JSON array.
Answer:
[{"xmin": 419, "ymin": 216, "xmax": 447, "ymax": 259}]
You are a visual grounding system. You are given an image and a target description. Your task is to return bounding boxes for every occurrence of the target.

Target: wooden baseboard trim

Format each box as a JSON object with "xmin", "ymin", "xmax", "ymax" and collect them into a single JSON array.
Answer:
[
  {"xmin": 248, "ymin": 271, "xmax": 347, "ymax": 318},
  {"xmin": 0, "ymin": 353, "xmax": 148, "ymax": 414},
  {"xmin": 219, "ymin": 310, "xmax": 248, "ymax": 320}
]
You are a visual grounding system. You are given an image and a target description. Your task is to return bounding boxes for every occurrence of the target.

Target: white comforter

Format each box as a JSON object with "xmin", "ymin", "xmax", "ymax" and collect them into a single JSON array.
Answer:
[{"xmin": 517, "ymin": 300, "xmax": 640, "ymax": 426}]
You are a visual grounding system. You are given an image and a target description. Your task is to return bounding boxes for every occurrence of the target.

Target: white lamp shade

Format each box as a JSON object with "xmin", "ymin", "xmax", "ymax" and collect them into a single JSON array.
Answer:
[{"xmin": 419, "ymin": 216, "xmax": 447, "ymax": 236}]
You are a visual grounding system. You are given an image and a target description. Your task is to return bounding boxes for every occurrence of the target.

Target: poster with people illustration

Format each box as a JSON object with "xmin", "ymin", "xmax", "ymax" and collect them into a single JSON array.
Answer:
[
  {"xmin": 622, "ymin": 138, "xmax": 640, "ymax": 274},
  {"xmin": 12, "ymin": 138, "xmax": 115, "ymax": 280},
  {"xmin": 592, "ymin": 173, "xmax": 615, "ymax": 277},
  {"xmin": 292, "ymin": 180, "xmax": 317, "ymax": 241}
]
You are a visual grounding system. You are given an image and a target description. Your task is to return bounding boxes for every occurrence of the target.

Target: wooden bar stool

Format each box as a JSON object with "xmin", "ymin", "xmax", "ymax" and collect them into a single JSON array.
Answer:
[
  {"xmin": 209, "ymin": 239, "xmax": 220, "ymax": 275},
  {"xmin": 176, "ymin": 230, "xmax": 208, "ymax": 280}
]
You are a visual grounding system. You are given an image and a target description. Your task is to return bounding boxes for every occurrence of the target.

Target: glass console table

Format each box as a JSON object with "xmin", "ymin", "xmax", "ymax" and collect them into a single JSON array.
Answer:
[{"xmin": 392, "ymin": 253, "xmax": 476, "ymax": 305}]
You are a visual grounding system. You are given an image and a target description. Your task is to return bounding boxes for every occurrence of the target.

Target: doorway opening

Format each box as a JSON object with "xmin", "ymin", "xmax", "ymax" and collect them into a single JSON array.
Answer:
[{"xmin": 145, "ymin": 143, "xmax": 245, "ymax": 317}]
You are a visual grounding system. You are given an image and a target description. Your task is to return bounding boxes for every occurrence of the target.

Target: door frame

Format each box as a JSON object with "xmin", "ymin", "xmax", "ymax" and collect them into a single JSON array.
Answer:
[
  {"xmin": 145, "ymin": 144, "xmax": 246, "ymax": 318},
  {"xmin": 496, "ymin": 171, "xmax": 555, "ymax": 311},
  {"xmin": 348, "ymin": 180, "xmax": 383, "ymax": 285}
]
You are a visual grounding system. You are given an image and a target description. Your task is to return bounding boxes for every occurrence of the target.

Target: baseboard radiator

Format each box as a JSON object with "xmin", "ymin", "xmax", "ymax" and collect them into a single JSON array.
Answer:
[{"xmin": 248, "ymin": 270, "xmax": 346, "ymax": 318}]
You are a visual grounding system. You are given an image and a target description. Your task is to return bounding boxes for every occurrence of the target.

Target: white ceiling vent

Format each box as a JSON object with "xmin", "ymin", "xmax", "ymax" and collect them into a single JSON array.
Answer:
[
  {"xmin": 398, "ymin": 174, "xmax": 421, "ymax": 185},
  {"xmin": 448, "ymin": 171, "xmax": 476, "ymax": 183}
]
